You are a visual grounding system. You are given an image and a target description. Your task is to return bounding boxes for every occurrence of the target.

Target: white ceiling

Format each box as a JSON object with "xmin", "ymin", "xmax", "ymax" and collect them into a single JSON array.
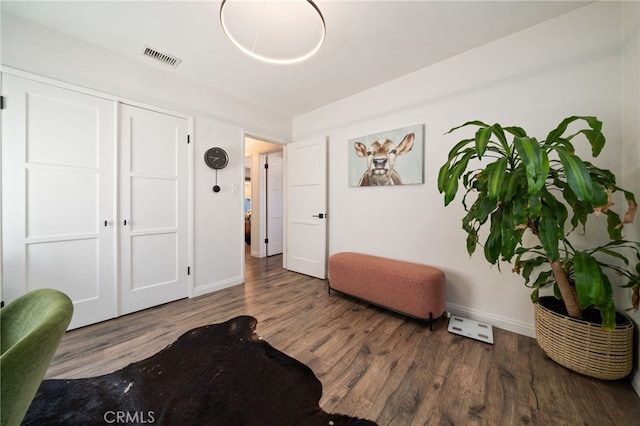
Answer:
[{"xmin": 2, "ymin": 1, "xmax": 590, "ymax": 117}]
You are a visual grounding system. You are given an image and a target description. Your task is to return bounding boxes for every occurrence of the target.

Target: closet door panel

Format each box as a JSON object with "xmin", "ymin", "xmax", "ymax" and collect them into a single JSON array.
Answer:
[
  {"xmin": 130, "ymin": 233, "xmax": 178, "ymax": 290},
  {"xmin": 119, "ymin": 104, "xmax": 189, "ymax": 315},
  {"xmin": 2, "ymin": 74, "xmax": 116, "ymax": 329},
  {"xmin": 130, "ymin": 177, "xmax": 177, "ymax": 229},
  {"xmin": 26, "ymin": 92, "xmax": 99, "ymax": 167},
  {"xmin": 27, "ymin": 239, "xmax": 99, "ymax": 301},
  {"xmin": 27, "ymin": 168, "xmax": 98, "ymax": 236}
]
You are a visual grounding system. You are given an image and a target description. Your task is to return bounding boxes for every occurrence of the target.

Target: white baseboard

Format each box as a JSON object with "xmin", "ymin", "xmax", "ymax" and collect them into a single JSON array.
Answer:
[
  {"xmin": 192, "ymin": 276, "xmax": 243, "ymax": 298},
  {"xmin": 445, "ymin": 302, "xmax": 536, "ymax": 338}
]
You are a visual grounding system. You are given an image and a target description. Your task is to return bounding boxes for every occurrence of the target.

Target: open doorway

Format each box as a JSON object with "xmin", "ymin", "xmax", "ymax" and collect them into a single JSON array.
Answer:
[{"xmin": 244, "ymin": 136, "xmax": 284, "ymax": 259}]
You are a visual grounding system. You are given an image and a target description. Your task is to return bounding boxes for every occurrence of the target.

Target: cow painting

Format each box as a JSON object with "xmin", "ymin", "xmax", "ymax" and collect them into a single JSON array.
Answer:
[{"xmin": 354, "ymin": 133, "xmax": 415, "ymax": 186}]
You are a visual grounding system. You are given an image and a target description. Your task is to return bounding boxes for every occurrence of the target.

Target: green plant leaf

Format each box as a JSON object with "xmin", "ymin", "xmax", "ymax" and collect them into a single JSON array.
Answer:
[
  {"xmin": 475, "ymin": 126, "xmax": 492, "ymax": 158},
  {"xmin": 530, "ymin": 288, "xmax": 539, "ymax": 303},
  {"xmin": 445, "ymin": 120, "xmax": 490, "ymax": 135},
  {"xmin": 546, "ymin": 116, "xmax": 604, "ymax": 157},
  {"xmin": 514, "ymin": 137, "xmax": 549, "ymax": 194},
  {"xmin": 570, "ymin": 128, "xmax": 605, "ymax": 157},
  {"xmin": 442, "ymin": 179, "xmax": 459, "ymax": 206},
  {"xmin": 466, "ymin": 228, "xmax": 478, "ymax": 256},
  {"xmin": 604, "ymin": 210, "xmax": 623, "ymax": 240},
  {"xmin": 503, "ymin": 126, "xmax": 527, "ymax": 138},
  {"xmin": 545, "ymin": 116, "xmax": 576, "ymax": 144},
  {"xmin": 585, "ymin": 161, "xmax": 616, "ymax": 184},
  {"xmin": 437, "ymin": 162, "xmax": 451, "ymax": 194},
  {"xmin": 487, "ymin": 158, "xmax": 507, "ymax": 201},
  {"xmin": 527, "ymin": 194, "xmax": 542, "ymax": 220},
  {"xmin": 531, "ymin": 270, "xmax": 554, "ymax": 288},
  {"xmin": 440, "ymin": 151, "xmax": 474, "ymax": 205},
  {"xmin": 502, "ymin": 168, "xmax": 524, "ymax": 202},
  {"xmin": 592, "ymin": 245, "xmax": 630, "ymax": 265},
  {"xmin": 484, "ymin": 209, "xmax": 503, "ymax": 265},
  {"xmin": 538, "ymin": 204, "xmax": 561, "ymax": 261},
  {"xmin": 573, "ymin": 252, "xmax": 614, "ymax": 324},
  {"xmin": 462, "ymin": 194, "xmax": 497, "ymax": 234},
  {"xmin": 541, "ymin": 188, "xmax": 568, "ymax": 233},
  {"xmin": 445, "ymin": 139, "xmax": 476, "ymax": 162},
  {"xmin": 549, "ymin": 138, "xmax": 576, "ymax": 154},
  {"xmin": 574, "ymin": 251, "xmax": 600, "ymax": 304},
  {"xmin": 489, "ymin": 123, "xmax": 508, "ymax": 144},
  {"xmin": 554, "ymin": 146, "xmax": 593, "ymax": 204},
  {"xmin": 599, "ymin": 297, "xmax": 616, "ymax": 331},
  {"xmin": 519, "ymin": 257, "xmax": 549, "ymax": 283},
  {"xmin": 500, "ymin": 206, "xmax": 518, "ymax": 261},
  {"xmin": 590, "ymin": 182, "xmax": 609, "ymax": 209},
  {"xmin": 487, "ymin": 124, "xmax": 515, "ymax": 158},
  {"xmin": 560, "ymin": 182, "xmax": 591, "ymax": 232},
  {"xmin": 553, "ymin": 283, "xmax": 562, "ymax": 299},
  {"xmin": 512, "ymin": 195, "xmax": 528, "ymax": 228},
  {"xmin": 476, "ymin": 195, "xmax": 498, "ymax": 224}
]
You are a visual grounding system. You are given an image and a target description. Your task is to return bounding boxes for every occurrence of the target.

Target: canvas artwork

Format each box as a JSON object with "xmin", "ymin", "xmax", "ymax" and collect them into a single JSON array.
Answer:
[{"xmin": 348, "ymin": 124, "xmax": 424, "ymax": 187}]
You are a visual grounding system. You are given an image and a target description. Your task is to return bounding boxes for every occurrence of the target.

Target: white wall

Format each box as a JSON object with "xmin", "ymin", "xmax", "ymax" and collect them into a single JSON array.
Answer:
[
  {"xmin": 1, "ymin": 13, "xmax": 292, "ymax": 298},
  {"xmin": 622, "ymin": 0, "xmax": 640, "ymax": 395},
  {"xmin": 294, "ymin": 2, "xmax": 627, "ymax": 337}
]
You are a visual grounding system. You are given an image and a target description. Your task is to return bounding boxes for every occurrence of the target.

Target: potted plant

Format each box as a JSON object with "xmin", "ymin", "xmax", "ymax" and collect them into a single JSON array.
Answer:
[{"xmin": 438, "ymin": 115, "xmax": 639, "ymax": 379}]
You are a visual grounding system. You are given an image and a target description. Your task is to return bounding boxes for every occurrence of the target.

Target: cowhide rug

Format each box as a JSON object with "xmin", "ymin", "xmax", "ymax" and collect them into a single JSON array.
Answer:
[{"xmin": 23, "ymin": 316, "xmax": 377, "ymax": 425}]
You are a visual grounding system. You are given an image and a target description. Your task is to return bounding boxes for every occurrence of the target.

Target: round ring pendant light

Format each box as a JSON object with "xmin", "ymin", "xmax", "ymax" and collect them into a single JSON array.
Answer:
[{"xmin": 220, "ymin": 0, "xmax": 326, "ymax": 65}]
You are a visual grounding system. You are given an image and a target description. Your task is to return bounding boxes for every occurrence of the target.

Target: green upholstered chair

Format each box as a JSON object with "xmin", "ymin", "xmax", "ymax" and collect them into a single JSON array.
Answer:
[{"xmin": 1, "ymin": 288, "xmax": 73, "ymax": 426}]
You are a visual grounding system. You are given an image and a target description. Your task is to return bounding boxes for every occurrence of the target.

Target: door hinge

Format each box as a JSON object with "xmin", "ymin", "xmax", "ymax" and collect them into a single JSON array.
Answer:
[
  {"xmin": 264, "ymin": 163, "xmax": 269, "ymax": 169},
  {"xmin": 0, "ymin": 96, "xmax": 4, "ymax": 110},
  {"xmin": 187, "ymin": 135, "xmax": 190, "ymax": 144},
  {"xmin": 265, "ymin": 238, "xmax": 269, "ymax": 244},
  {"xmin": 187, "ymin": 266, "xmax": 191, "ymax": 275}
]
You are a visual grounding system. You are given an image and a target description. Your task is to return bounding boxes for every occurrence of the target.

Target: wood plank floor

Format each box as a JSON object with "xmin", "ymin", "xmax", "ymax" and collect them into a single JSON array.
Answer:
[{"xmin": 45, "ymin": 250, "xmax": 640, "ymax": 425}]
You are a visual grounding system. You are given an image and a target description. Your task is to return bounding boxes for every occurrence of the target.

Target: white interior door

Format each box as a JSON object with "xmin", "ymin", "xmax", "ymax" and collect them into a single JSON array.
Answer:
[
  {"xmin": 119, "ymin": 104, "xmax": 189, "ymax": 315},
  {"xmin": 1, "ymin": 74, "xmax": 116, "ymax": 329},
  {"xmin": 285, "ymin": 136, "xmax": 327, "ymax": 279},
  {"xmin": 266, "ymin": 152, "xmax": 284, "ymax": 256}
]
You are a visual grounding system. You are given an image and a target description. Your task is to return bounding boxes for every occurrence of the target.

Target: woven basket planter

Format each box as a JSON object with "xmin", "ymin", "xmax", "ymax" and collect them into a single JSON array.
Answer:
[{"xmin": 534, "ymin": 297, "xmax": 634, "ymax": 380}]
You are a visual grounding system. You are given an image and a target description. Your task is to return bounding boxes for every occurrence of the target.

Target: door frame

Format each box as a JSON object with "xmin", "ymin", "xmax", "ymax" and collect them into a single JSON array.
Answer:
[{"xmin": 242, "ymin": 133, "xmax": 286, "ymax": 261}]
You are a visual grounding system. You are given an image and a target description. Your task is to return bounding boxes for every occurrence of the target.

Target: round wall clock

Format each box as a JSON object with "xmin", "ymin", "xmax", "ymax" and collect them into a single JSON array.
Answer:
[{"xmin": 204, "ymin": 147, "xmax": 229, "ymax": 169}]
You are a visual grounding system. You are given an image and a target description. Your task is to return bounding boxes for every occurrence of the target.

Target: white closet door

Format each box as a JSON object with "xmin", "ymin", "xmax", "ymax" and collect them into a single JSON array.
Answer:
[
  {"xmin": 119, "ymin": 104, "xmax": 189, "ymax": 315},
  {"xmin": 1, "ymin": 74, "xmax": 116, "ymax": 329}
]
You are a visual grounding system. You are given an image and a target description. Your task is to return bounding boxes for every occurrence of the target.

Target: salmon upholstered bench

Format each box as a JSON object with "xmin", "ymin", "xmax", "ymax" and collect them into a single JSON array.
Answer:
[{"xmin": 328, "ymin": 252, "xmax": 446, "ymax": 329}]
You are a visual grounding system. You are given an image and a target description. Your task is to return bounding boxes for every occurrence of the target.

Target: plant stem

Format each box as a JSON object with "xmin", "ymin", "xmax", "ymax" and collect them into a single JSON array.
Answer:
[{"xmin": 550, "ymin": 260, "xmax": 583, "ymax": 318}]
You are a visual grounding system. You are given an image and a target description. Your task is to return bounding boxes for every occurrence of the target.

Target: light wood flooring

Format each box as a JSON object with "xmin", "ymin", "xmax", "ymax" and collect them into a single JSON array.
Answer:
[{"xmin": 45, "ymin": 250, "xmax": 640, "ymax": 425}]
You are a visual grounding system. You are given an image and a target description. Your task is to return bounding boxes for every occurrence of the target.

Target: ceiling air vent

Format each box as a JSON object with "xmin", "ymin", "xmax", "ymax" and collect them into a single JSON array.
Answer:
[{"xmin": 142, "ymin": 45, "xmax": 182, "ymax": 68}]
